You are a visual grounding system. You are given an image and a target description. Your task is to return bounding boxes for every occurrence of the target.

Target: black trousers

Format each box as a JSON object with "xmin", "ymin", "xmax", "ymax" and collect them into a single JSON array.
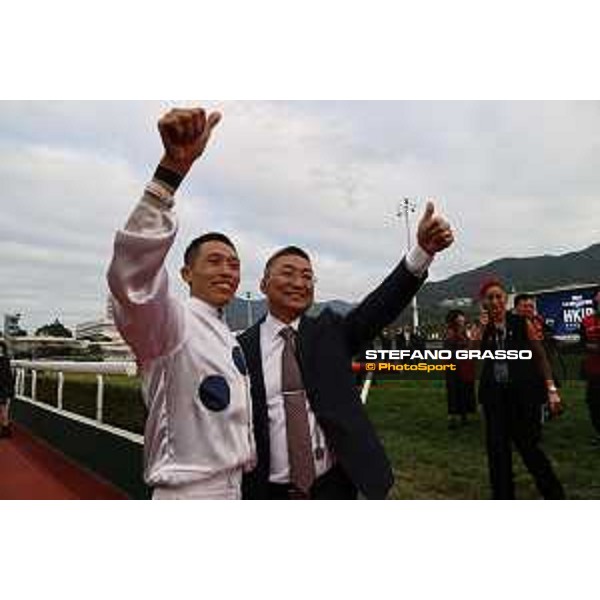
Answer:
[
  {"xmin": 586, "ymin": 379, "xmax": 600, "ymax": 435},
  {"xmin": 481, "ymin": 384, "xmax": 565, "ymax": 500},
  {"xmin": 267, "ymin": 465, "xmax": 358, "ymax": 500},
  {"xmin": 446, "ymin": 375, "xmax": 476, "ymax": 417}
]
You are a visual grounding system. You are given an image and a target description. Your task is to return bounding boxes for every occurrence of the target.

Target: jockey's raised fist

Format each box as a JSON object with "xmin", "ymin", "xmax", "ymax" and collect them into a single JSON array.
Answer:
[{"xmin": 158, "ymin": 107, "xmax": 222, "ymax": 175}]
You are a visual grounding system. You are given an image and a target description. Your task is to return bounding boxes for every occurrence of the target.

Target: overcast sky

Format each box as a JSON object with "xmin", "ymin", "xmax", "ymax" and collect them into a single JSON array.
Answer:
[{"xmin": 1, "ymin": 101, "xmax": 599, "ymax": 332}]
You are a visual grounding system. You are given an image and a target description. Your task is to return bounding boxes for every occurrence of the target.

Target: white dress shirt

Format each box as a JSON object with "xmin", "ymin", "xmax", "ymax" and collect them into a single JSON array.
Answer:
[{"xmin": 260, "ymin": 313, "xmax": 335, "ymax": 483}]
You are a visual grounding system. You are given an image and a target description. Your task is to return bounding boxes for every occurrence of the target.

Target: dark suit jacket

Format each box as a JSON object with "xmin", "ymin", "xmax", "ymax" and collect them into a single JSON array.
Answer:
[{"xmin": 238, "ymin": 259, "xmax": 426, "ymax": 499}]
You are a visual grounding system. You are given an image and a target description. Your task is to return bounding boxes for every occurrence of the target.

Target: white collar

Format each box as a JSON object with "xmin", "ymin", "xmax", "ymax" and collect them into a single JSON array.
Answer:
[
  {"xmin": 188, "ymin": 296, "xmax": 224, "ymax": 321},
  {"xmin": 263, "ymin": 312, "xmax": 300, "ymax": 341}
]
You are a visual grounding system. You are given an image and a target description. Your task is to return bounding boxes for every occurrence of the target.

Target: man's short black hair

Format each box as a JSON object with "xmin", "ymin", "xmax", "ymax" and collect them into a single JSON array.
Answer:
[
  {"xmin": 514, "ymin": 293, "xmax": 535, "ymax": 308},
  {"xmin": 264, "ymin": 246, "xmax": 311, "ymax": 276},
  {"xmin": 184, "ymin": 232, "xmax": 237, "ymax": 267}
]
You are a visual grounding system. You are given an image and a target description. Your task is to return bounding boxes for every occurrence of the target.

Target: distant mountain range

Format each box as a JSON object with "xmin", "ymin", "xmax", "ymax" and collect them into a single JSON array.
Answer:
[
  {"xmin": 224, "ymin": 243, "xmax": 599, "ymax": 329},
  {"xmin": 419, "ymin": 242, "xmax": 600, "ymax": 308}
]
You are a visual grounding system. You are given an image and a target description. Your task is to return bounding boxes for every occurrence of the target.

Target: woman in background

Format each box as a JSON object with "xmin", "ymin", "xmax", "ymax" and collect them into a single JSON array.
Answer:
[{"xmin": 444, "ymin": 310, "xmax": 476, "ymax": 428}]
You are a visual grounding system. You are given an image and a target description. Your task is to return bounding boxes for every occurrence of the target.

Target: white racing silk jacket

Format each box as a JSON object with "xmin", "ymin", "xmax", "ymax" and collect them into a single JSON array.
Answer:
[{"xmin": 107, "ymin": 179, "xmax": 255, "ymax": 489}]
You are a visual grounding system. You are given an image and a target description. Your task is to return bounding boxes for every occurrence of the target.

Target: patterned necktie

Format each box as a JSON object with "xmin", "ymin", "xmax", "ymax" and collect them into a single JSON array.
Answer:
[{"xmin": 280, "ymin": 327, "xmax": 316, "ymax": 496}]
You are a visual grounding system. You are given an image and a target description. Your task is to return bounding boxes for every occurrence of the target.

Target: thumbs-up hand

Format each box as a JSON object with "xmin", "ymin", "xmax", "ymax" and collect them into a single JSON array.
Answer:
[
  {"xmin": 158, "ymin": 107, "xmax": 222, "ymax": 176},
  {"xmin": 416, "ymin": 200, "xmax": 454, "ymax": 255}
]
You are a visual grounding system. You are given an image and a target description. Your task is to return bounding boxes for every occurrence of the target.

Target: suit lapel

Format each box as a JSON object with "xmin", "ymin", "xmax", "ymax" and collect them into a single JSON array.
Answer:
[
  {"xmin": 239, "ymin": 319, "xmax": 270, "ymax": 460},
  {"xmin": 242, "ymin": 318, "xmax": 267, "ymax": 408}
]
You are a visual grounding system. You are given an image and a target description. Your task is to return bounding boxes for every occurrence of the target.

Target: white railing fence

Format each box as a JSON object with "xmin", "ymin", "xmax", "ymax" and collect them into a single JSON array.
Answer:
[{"xmin": 12, "ymin": 360, "xmax": 143, "ymax": 444}]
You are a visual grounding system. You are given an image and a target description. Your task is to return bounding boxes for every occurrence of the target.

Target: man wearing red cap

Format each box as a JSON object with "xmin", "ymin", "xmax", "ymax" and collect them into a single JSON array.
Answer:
[{"xmin": 472, "ymin": 277, "xmax": 565, "ymax": 499}]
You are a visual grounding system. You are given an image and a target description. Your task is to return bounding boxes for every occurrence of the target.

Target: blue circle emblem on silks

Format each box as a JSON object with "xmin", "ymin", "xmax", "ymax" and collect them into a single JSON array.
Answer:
[
  {"xmin": 232, "ymin": 346, "xmax": 248, "ymax": 375},
  {"xmin": 198, "ymin": 375, "xmax": 230, "ymax": 412}
]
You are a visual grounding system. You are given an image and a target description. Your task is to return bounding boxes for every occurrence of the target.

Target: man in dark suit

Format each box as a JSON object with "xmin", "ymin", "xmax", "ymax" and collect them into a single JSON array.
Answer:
[{"xmin": 238, "ymin": 202, "xmax": 454, "ymax": 499}]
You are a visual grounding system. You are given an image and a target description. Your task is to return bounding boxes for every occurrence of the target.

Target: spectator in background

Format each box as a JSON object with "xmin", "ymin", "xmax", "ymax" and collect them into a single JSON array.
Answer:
[
  {"xmin": 0, "ymin": 342, "xmax": 14, "ymax": 438},
  {"xmin": 514, "ymin": 294, "xmax": 542, "ymax": 331},
  {"xmin": 471, "ymin": 278, "xmax": 565, "ymax": 499},
  {"xmin": 513, "ymin": 293, "xmax": 558, "ymax": 351},
  {"xmin": 444, "ymin": 310, "xmax": 476, "ymax": 428},
  {"xmin": 581, "ymin": 287, "xmax": 600, "ymax": 443},
  {"xmin": 514, "ymin": 293, "xmax": 562, "ymax": 424}
]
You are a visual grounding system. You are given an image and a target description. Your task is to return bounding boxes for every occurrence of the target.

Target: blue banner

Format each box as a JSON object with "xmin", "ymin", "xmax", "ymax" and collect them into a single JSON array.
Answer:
[{"xmin": 536, "ymin": 286, "xmax": 597, "ymax": 337}]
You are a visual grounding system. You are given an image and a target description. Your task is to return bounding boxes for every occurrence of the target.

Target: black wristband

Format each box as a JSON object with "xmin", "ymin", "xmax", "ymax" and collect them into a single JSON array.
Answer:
[{"xmin": 153, "ymin": 165, "xmax": 184, "ymax": 190}]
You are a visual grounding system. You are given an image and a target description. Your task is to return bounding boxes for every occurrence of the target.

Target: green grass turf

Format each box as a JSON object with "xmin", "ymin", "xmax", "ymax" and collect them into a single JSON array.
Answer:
[{"xmin": 365, "ymin": 379, "xmax": 600, "ymax": 499}]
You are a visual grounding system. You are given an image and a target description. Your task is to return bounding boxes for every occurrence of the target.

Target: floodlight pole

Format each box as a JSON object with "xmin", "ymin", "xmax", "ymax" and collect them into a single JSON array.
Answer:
[{"xmin": 397, "ymin": 198, "xmax": 419, "ymax": 330}]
